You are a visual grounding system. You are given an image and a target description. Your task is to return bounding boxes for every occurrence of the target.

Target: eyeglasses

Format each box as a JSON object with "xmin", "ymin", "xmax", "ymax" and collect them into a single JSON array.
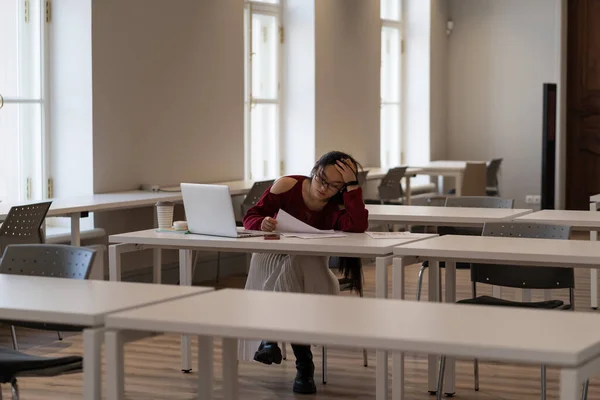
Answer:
[{"xmin": 315, "ymin": 174, "xmax": 344, "ymax": 193}]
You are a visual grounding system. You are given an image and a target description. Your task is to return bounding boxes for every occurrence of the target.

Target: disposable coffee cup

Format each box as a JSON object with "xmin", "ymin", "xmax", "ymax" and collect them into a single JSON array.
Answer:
[{"xmin": 156, "ymin": 201, "xmax": 175, "ymax": 229}]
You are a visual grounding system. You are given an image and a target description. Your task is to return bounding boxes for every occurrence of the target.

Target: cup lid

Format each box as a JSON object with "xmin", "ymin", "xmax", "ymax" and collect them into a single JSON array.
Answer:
[{"xmin": 156, "ymin": 201, "xmax": 174, "ymax": 206}]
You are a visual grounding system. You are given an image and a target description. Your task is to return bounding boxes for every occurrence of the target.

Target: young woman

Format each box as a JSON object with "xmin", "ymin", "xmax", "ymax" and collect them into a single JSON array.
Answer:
[{"xmin": 241, "ymin": 151, "xmax": 369, "ymax": 395}]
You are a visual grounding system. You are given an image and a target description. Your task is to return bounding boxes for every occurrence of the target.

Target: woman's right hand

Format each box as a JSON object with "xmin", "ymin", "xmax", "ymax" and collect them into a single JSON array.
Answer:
[{"xmin": 261, "ymin": 217, "xmax": 278, "ymax": 232}]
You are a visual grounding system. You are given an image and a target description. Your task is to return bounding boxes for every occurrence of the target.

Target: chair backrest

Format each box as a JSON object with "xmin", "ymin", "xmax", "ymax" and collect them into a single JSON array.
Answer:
[
  {"xmin": 471, "ymin": 222, "xmax": 574, "ymax": 290},
  {"xmin": 357, "ymin": 170, "xmax": 369, "ymax": 187},
  {"xmin": 378, "ymin": 167, "xmax": 407, "ymax": 201},
  {"xmin": 444, "ymin": 196, "xmax": 514, "ymax": 209},
  {"xmin": 486, "ymin": 158, "xmax": 503, "ymax": 188},
  {"xmin": 460, "ymin": 162, "xmax": 487, "ymax": 196},
  {"xmin": 0, "ymin": 244, "xmax": 96, "ymax": 279},
  {"xmin": 0, "ymin": 202, "xmax": 52, "ymax": 253},
  {"xmin": 241, "ymin": 180, "xmax": 275, "ymax": 217}
]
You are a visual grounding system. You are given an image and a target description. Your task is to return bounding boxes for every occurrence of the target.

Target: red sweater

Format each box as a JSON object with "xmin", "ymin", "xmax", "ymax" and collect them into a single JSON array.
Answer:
[{"xmin": 243, "ymin": 176, "xmax": 369, "ymax": 233}]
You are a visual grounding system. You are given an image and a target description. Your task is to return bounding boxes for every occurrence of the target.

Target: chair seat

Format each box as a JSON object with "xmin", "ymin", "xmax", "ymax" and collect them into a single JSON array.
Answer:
[
  {"xmin": 457, "ymin": 295, "xmax": 564, "ymax": 309},
  {"xmin": 0, "ymin": 347, "xmax": 82, "ymax": 383},
  {"xmin": 338, "ymin": 278, "xmax": 354, "ymax": 292}
]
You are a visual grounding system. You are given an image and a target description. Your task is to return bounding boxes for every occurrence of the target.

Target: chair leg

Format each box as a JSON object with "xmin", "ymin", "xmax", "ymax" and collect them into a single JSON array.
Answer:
[
  {"xmin": 57, "ymin": 331, "xmax": 63, "ymax": 341},
  {"xmin": 10, "ymin": 379, "xmax": 19, "ymax": 400},
  {"xmin": 541, "ymin": 365, "xmax": 547, "ymax": 400},
  {"xmin": 363, "ymin": 348, "xmax": 368, "ymax": 367},
  {"xmin": 281, "ymin": 342, "xmax": 287, "ymax": 360},
  {"xmin": 322, "ymin": 346, "xmax": 327, "ymax": 384},
  {"xmin": 582, "ymin": 379, "xmax": 589, "ymax": 400},
  {"xmin": 436, "ymin": 356, "xmax": 446, "ymax": 400},
  {"xmin": 474, "ymin": 359, "xmax": 480, "ymax": 391},
  {"xmin": 416, "ymin": 264, "xmax": 427, "ymax": 301},
  {"xmin": 10, "ymin": 326, "xmax": 18, "ymax": 351}
]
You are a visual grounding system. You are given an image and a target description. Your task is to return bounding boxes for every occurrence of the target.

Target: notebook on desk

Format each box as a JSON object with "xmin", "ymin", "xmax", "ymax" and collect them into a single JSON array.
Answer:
[{"xmin": 181, "ymin": 183, "xmax": 266, "ymax": 238}]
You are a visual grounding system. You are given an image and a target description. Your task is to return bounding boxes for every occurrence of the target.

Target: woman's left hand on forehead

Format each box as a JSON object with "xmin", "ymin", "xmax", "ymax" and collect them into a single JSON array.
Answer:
[{"xmin": 335, "ymin": 159, "xmax": 357, "ymax": 183}]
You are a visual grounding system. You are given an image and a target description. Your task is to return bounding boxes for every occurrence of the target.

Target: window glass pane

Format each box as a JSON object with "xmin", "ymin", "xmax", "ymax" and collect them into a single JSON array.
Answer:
[
  {"xmin": 250, "ymin": 104, "xmax": 278, "ymax": 180},
  {"xmin": 381, "ymin": 26, "xmax": 400, "ymax": 103},
  {"xmin": 0, "ymin": 103, "xmax": 43, "ymax": 202},
  {"xmin": 381, "ymin": 0, "xmax": 400, "ymax": 21},
  {"xmin": 0, "ymin": 0, "xmax": 42, "ymax": 99},
  {"xmin": 380, "ymin": 104, "xmax": 401, "ymax": 169},
  {"xmin": 251, "ymin": 13, "xmax": 278, "ymax": 100}
]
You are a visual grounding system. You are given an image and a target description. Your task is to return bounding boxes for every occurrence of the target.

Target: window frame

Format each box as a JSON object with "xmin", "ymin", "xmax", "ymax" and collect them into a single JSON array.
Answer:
[
  {"xmin": 380, "ymin": 5, "xmax": 404, "ymax": 169},
  {"xmin": 244, "ymin": 0, "xmax": 283, "ymax": 181}
]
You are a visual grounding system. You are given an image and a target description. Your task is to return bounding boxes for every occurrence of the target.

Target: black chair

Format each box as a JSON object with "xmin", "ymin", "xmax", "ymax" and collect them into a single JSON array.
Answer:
[
  {"xmin": 0, "ymin": 244, "xmax": 96, "ymax": 351},
  {"xmin": 0, "ymin": 346, "xmax": 82, "ymax": 400},
  {"xmin": 435, "ymin": 222, "xmax": 578, "ymax": 400},
  {"xmin": 240, "ymin": 180, "xmax": 275, "ymax": 218},
  {"xmin": 416, "ymin": 197, "xmax": 515, "ymax": 300},
  {"xmin": 377, "ymin": 167, "xmax": 407, "ymax": 205},
  {"xmin": 485, "ymin": 158, "xmax": 503, "ymax": 196},
  {"xmin": 0, "ymin": 202, "xmax": 52, "ymax": 255}
]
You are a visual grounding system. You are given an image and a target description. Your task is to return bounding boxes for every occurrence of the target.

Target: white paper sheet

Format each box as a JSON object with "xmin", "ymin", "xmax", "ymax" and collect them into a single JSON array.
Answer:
[{"xmin": 275, "ymin": 209, "xmax": 345, "ymax": 238}]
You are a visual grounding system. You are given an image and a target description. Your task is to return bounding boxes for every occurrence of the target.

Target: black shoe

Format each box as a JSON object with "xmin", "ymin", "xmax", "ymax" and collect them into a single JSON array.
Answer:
[
  {"xmin": 253, "ymin": 342, "xmax": 282, "ymax": 365},
  {"xmin": 293, "ymin": 373, "xmax": 317, "ymax": 394}
]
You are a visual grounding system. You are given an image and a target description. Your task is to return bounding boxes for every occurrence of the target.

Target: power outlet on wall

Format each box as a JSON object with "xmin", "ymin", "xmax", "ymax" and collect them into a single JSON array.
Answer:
[{"xmin": 525, "ymin": 195, "xmax": 541, "ymax": 205}]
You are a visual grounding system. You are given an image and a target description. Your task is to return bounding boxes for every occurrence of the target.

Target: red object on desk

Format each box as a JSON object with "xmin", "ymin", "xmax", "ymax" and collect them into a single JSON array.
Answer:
[{"xmin": 264, "ymin": 234, "xmax": 281, "ymax": 240}]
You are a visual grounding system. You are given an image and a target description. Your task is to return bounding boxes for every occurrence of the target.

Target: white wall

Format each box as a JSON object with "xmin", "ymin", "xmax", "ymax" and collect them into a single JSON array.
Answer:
[
  {"xmin": 91, "ymin": 0, "xmax": 244, "ymax": 193},
  {"xmin": 447, "ymin": 0, "xmax": 560, "ymax": 207},
  {"xmin": 314, "ymin": 0, "xmax": 381, "ymax": 167},
  {"xmin": 430, "ymin": 0, "xmax": 449, "ymax": 161},
  {"xmin": 49, "ymin": 0, "xmax": 93, "ymax": 198}
]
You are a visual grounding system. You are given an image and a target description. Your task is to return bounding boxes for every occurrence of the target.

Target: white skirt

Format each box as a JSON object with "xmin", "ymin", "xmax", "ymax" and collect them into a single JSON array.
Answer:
[{"xmin": 238, "ymin": 253, "xmax": 340, "ymax": 361}]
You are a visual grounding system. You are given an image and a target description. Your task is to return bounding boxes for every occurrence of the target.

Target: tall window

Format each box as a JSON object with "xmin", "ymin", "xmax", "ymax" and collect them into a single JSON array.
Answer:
[
  {"xmin": 380, "ymin": 0, "xmax": 403, "ymax": 169},
  {"xmin": 244, "ymin": 0, "xmax": 282, "ymax": 180},
  {"xmin": 0, "ymin": 0, "xmax": 48, "ymax": 203}
]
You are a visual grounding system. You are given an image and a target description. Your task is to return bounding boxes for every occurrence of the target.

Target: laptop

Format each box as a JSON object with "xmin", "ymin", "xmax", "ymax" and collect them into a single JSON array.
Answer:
[{"xmin": 181, "ymin": 183, "xmax": 266, "ymax": 238}]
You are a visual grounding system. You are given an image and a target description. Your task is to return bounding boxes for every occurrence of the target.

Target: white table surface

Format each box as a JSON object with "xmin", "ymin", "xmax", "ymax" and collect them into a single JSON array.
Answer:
[
  {"xmin": 0, "ymin": 274, "xmax": 211, "ymax": 326},
  {"xmin": 106, "ymin": 288, "xmax": 600, "ymax": 366},
  {"xmin": 105, "ymin": 289, "xmax": 600, "ymax": 400},
  {"xmin": 514, "ymin": 209, "xmax": 600, "ymax": 230},
  {"xmin": 393, "ymin": 234, "xmax": 600, "ymax": 267},
  {"xmin": 411, "ymin": 160, "xmax": 470, "ymax": 172},
  {"xmin": 109, "ymin": 230, "xmax": 436, "ymax": 258},
  {"xmin": 367, "ymin": 205, "xmax": 533, "ymax": 226}
]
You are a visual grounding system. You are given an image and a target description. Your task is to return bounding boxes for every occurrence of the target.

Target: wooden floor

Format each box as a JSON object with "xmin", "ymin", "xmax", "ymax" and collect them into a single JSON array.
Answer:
[{"xmin": 3, "ymin": 257, "xmax": 600, "ymax": 399}]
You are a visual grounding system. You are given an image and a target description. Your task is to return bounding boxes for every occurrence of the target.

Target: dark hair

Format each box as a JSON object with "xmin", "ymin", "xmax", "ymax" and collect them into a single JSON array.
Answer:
[
  {"xmin": 312, "ymin": 151, "xmax": 364, "ymax": 295},
  {"xmin": 310, "ymin": 151, "xmax": 363, "ymax": 205}
]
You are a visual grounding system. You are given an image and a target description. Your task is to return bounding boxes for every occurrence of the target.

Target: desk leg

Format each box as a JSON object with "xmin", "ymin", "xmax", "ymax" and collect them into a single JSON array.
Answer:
[
  {"xmin": 70, "ymin": 213, "xmax": 81, "ymax": 247},
  {"xmin": 109, "ymin": 245, "xmax": 122, "ymax": 282},
  {"xmin": 391, "ymin": 256, "xmax": 416, "ymax": 400},
  {"xmin": 428, "ymin": 261, "xmax": 440, "ymax": 394},
  {"xmin": 180, "ymin": 249, "xmax": 193, "ymax": 372},
  {"xmin": 106, "ymin": 330, "xmax": 125, "ymax": 400},
  {"xmin": 443, "ymin": 261, "xmax": 456, "ymax": 396},
  {"xmin": 222, "ymin": 338, "xmax": 239, "ymax": 400},
  {"xmin": 591, "ymin": 202, "xmax": 598, "ymax": 309},
  {"xmin": 153, "ymin": 210, "xmax": 162, "ymax": 283},
  {"xmin": 197, "ymin": 336, "xmax": 213, "ymax": 400},
  {"xmin": 83, "ymin": 328, "xmax": 104, "ymax": 400},
  {"xmin": 454, "ymin": 173, "xmax": 463, "ymax": 197},
  {"xmin": 405, "ymin": 176, "xmax": 412, "ymax": 205},
  {"xmin": 376, "ymin": 256, "xmax": 391, "ymax": 400},
  {"xmin": 559, "ymin": 368, "xmax": 581, "ymax": 400}
]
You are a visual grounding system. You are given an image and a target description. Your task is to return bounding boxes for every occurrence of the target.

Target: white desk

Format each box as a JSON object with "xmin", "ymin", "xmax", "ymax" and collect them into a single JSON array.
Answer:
[
  {"xmin": 410, "ymin": 160, "xmax": 482, "ymax": 196},
  {"xmin": 104, "ymin": 288, "xmax": 600, "ymax": 400},
  {"xmin": 393, "ymin": 234, "xmax": 600, "ymax": 396},
  {"xmin": 367, "ymin": 205, "xmax": 532, "ymax": 226},
  {"xmin": 515, "ymin": 209, "xmax": 600, "ymax": 309},
  {"xmin": 108, "ymin": 229, "xmax": 437, "ymax": 397},
  {"xmin": 0, "ymin": 275, "xmax": 211, "ymax": 400}
]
